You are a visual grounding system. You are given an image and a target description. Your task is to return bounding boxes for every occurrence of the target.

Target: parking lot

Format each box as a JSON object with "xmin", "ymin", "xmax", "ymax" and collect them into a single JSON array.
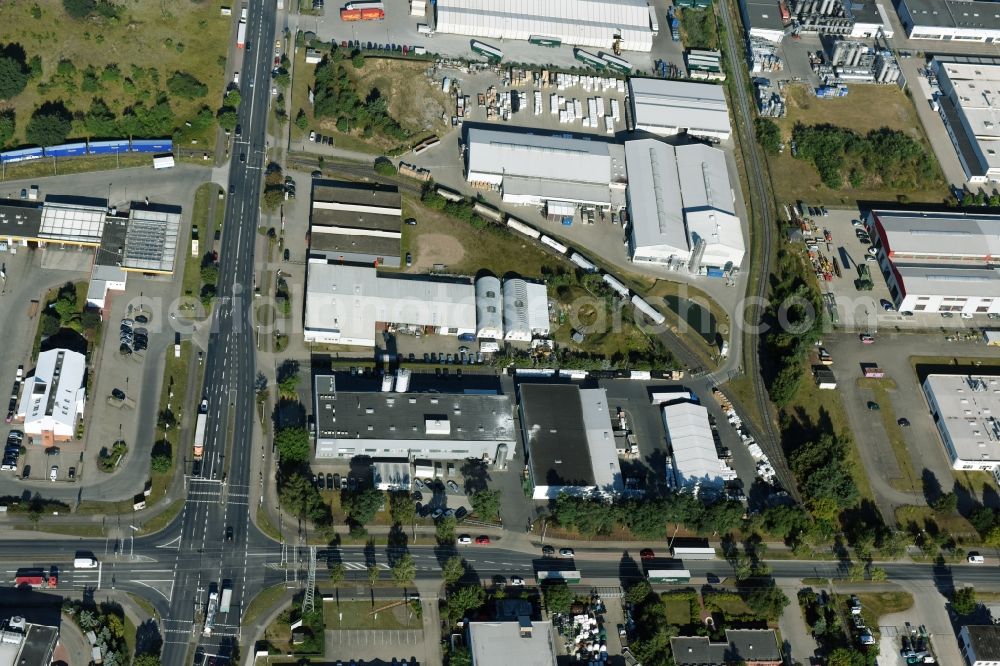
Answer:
[
  {"xmin": 794, "ymin": 206, "xmax": 1000, "ymax": 333},
  {"xmin": 824, "ymin": 331, "xmax": 1000, "ymax": 516},
  {"xmin": 0, "ymin": 165, "xmax": 208, "ymax": 496}
]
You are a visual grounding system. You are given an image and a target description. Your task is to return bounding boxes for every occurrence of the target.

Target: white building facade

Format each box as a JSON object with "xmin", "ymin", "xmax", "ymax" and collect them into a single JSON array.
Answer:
[
  {"xmin": 628, "ymin": 78, "xmax": 732, "ymax": 140},
  {"xmin": 922, "ymin": 374, "xmax": 1000, "ymax": 471},
  {"xmin": 17, "ymin": 349, "xmax": 86, "ymax": 446},
  {"xmin": 626, "ymin": 140, "xmax": 744, "ymax": 274},
  {"xmin": 434, "ymin": 0, "xmax": 656, "ymax": 52},
  {"xmin": 304, "ymin": 263, "xmax": 477, "ymax": 346}
]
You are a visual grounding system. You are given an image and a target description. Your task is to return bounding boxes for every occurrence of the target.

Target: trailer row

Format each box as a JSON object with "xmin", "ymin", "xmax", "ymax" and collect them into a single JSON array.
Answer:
[
  {"xmin": 504, "ymin": 216, "xmax": 665, "ymax": 325},
  {"xmin": 1, "ymin": 138, "xmax": 173, "ymax": 164}
]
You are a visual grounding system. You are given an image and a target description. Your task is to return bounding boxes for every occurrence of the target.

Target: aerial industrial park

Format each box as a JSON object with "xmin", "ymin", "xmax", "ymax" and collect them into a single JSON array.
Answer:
[{"xmin": 1, "ymin": 0, "xmax": 1000, "ymax": 665}]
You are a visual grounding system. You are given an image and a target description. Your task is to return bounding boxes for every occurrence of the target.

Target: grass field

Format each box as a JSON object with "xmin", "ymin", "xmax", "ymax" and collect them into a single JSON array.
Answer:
[
  {"xmin": 662, "ymin": 596, "xmax": 693, "ymax": 626},
  {"xmin": 844, "ymin": 591, "xmax": 913, "ymax": 623},
  {"xmin": 402, "ymin": 195, "xmax": 558, "ymax": 278},
  {"xmin": 0, "ymin": 154, "xmax": 151, "ymax": 181},
  {"xmin": 767, "ymin": 85, "xmax": 949, "ymax": 206},
  {"xmin": 324, "ymin": 599, "xmax": 422, "ymax": 630},
  {"xmin": 895, "ymin": 505, "xmax": 979, "ymax": 541},
  {"xmin": 290, "ymin": 53, "xmax": 447, "ymax": 153},
  {"xmin": 183, "ymin": 183, "xmax": 220, "ymax": 303},
  {"xmin": 244, "ymin": 585, "xmax": 289, "ymax": 628},
  {"xmin": 0, "ymin": 0, "xmax": 229, "ymax": 149}
]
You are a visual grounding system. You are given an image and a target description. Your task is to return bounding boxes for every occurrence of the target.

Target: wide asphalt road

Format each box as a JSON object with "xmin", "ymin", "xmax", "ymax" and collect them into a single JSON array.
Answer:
[{"xmin": 150, "ymin": 0, "xmax": 279, "ymax": 662}]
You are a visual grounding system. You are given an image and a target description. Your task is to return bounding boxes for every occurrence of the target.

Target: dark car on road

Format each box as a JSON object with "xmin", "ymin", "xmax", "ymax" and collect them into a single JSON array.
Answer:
[
  {"xmin": 225, "ymin": 526, "xmax": 234, "ymax": 541},
  {"xmin": 21, "ymin": 465, "xmax": 30, "ymax": 479}
]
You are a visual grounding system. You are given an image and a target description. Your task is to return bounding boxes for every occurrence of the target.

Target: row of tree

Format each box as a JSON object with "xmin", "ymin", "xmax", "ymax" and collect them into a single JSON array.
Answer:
[{"xmin": 551, "ymin": 492, "xmax": 745, "ymax": 539}]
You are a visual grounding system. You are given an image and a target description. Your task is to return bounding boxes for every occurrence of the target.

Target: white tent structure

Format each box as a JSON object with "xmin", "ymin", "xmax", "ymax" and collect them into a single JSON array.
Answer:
[
  {"xmin": 475, "ymin": 275, "xmax": 504, "ymax": 339},
  {"xmin": 434, "ymin": 0, "xmax": 656, "ymax": 52}
]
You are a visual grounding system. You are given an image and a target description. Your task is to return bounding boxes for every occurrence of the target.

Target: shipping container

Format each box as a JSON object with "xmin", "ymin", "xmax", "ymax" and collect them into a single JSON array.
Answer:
[
  {"xmin": 631, "ymin": 295, "xmax": 665, "ymax": 325},
  {"xmin": 670, "ymin": 545, "xmax": 717, "ymax": 559},
  {"xmin": 529, "ymin": 35, "xmax": 561, "ymax": 47},
  {"xmin": 570, "ymin": 252, "xmax": 597, "ymax": 272},
  {"xmin": 539, "ymin": 234, "xmax": 568, "ymax": 255},
  {"xmin": 471, "ymin": 40, "xmax": 503, "ymax": 62},
  {"xmin": 472, "ymin": 202, "xmax": 502, "ymax": 222},
  {"xmin": 536, "ymin": 570, "xmax": 582, "ymax": 583},
  {"xmin": 152, "ymin": 154, "xmax": 175, "ymax": 170},
  {"xmin": 647, "ymin": 569, "xmax": 691, "ymax": 583},
  {"xmin": 0, "ymin": 147, "xmax": 44, "ymax": 164},
  {"xmin": 598, "ymin": 52, "xmax": 633, "ymax": 74},
  {"xmin": 436, "ymin": 186, "xmax": 463, "ymax": 202},
  {"xmin": 87, "ymin": 139, "xmax": 130, "ymax": 155},
  {"xmin": 506, "ymin": 218, "xmax": 541, "ymax": 240},
  {"xmin": 44, "ymin": 143, "xmax": 88, "ymax": 158},
  {"xmin": 574, "ymin": 48, "xmax": 607, "ymax": 70},
  {"xmin": 131, "ymin": 139, "xmax": 173, "ymax": 153},
  {"xmin": 602, "ymin": 274, "xmax": 630, "ymax": 298}
]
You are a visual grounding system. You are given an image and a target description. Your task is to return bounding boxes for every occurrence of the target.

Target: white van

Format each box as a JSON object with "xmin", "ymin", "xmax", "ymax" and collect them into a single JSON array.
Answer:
[
  {"xmin": 73, "ymin": 556, "xmax": 98, "ymax": 569},
  {"xmin": 417, "ymin": 24, "xmax": 432, "ymax": 35},
  {"xmin": 233, "ymin": 71, "xmax": 239, "ymax": 85},
  {"xmin": 968, "ymin": 553, "xmax": 985, "ymax": 564}
]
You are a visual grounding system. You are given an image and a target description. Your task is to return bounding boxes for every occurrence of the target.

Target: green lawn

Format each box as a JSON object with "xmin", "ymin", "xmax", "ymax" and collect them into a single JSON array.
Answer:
[
  {"xmin": 244, "ymin": 585, "xmax": 290, "ymax": 628},
  {"xmin": 255, "ymin": 506, "xmax": 282, "ymax": 541},
  {"xmin": 894, "ymin": 505, "xmax": 979, "ymax": 541},
  {"xmin": 138, "ymin": 499, "xmax": 184, "ymax": 536},
  {"xmin": 324, "ymin": 599, "xmax": 422, "ymax": 630},
  {"xmin": 0, "ymin": 0, "xmax": 229, "ymax": 150},
  {"xmin": 663, "ymin": 597, "xmax": 693, "ymax": 626},
  {"xmin": 1, "ymin": 154, "xmax": 152, "ymax": 182}
]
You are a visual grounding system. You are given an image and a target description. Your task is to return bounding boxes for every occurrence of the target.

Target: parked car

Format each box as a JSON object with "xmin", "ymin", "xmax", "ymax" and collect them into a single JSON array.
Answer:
[
  {"xmin": 21, "ymin": 465, "xmax": 30, "ymax": 479},
  {"xmin": 897, "ymin": 418, "xmax": 910, "ymax": 427},
  {"xmin": 458, "ymin": 534, "xmax": 472, "ymax": 545},
  {"xmin": 326, "ymin": 473, "xmax": 334, "ymax": 490},
  {"xmin": 475, "ymin": 535, "xmax": 490, "ymax": 545},
  {"xmin": 640, "ymin": 548, "xmax": 655, "ymax": 560},
  {"xmin": 542, "ymin": 545, "xmax": 554, "ymax": 555},
  {"xmin": 414, "ymin": 478, "xmax": 425, "ymax": 490},
  {"xmin": 447, "ymin": 480, "xmax": 460, "ymax": 492},
  {"xmin": 968, "ymin": 553, "xmax": 985, "ymax": 564},
  {"xmin": 405, "ymin": 252, "xmax": 412, "ymax": 267},
  {"xmin": 860, "ymin": 334, "xmax": 875, "ymax": 344},
  {"xmin": 68, "ymin": 467, "xmax": 76, "ymax": 480},
  {"xmin": 880, "ymin": 299, "xmax": 894, "ymax": 312},
  {"xmin": 867, "ymin": 401, "xmax": 880, "ymax": 411},
  {"xmin": 509, "ymin": 576, "xmax": 525, "ymax": 586},
  {"xmin": 559, "ymin": 548, "xmax": 575, "ymax": 557},
  {"xmin": 49, "ymin": 466, "xmax": 58, "ymax": 481},
  {"xmin": 431, "ymin": 508, "xmax": 443, "ymax": 520},
  {"xmin": 405, "ymin": 217, "xmax": 417, "ymax": 226},
  {"xmin": 309, "ymin": 130, "xmax": 316, "ymax": 142},
  {"xmin": 333, "ymin": 473, "xmax": 341, "ymax": 489}
]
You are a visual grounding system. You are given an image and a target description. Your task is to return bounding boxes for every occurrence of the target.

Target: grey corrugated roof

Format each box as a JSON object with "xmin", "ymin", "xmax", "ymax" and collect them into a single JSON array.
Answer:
[
  {"xmin": 902, "ymin": 0, "xmax": 1000, "ymax": 29},
  {"xmin": 967, "ymin": 625, "xmax": 1000, "ymax": 660},
  {"xmin": 312, "ymin": 180, "xmax": 401, "ymax": 210}
]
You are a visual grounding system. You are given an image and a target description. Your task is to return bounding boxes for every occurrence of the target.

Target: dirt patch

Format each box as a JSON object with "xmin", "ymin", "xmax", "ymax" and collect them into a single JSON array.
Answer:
[{"xmin": 411, "ymin": 233, "xmax": 465, "ymax": 271}]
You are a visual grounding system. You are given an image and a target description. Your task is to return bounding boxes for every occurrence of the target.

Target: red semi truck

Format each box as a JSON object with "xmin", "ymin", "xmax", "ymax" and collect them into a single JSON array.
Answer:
[{"xmin": 14, "ymin": 569, "xmax": 56, "ymax": 589}]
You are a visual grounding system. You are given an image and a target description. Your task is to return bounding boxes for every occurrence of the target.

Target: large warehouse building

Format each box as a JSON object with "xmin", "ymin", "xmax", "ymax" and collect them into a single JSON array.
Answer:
[
  {"xmin": 662, "ymin": 401, "xmax": 736, "ymax": 492},
  {"xmin": 866, "ymin": 209, "xmax": 1000, "ymax": 314},
  {"xmin": 313, "ymin": 373, "xmax": 516, "ymax": 463},
  {"xmin": 465, "ymin": 127, "xmax": 626, "ymax": 208},
  {"xmin": 626, "ymin": 140, "xmax": 745, "ymax": 274},
  {"xmin": 519, "ymin": 384, "xmax": 623, "ymax": 500},
  {"xmin": 922, "ymin": 373, "xmax": 1000, "ymax": 471},
  {"xmin": 931, "ymin": 55, "xmax": 1000, "ymax": 183},
  {"xmin": 309, "ymin": 180, "xmax": 402, "ymax": 267},
  {"xmin": 433, "ymin": 0, "xmax": 657, "ymax": 52},
  {"xmin": 898, "ymin": 0, "xmax": 1000, "ymax": 41},
  {"xmin": 628, "ymin": 78, "xmax": 732, "ymax": 141},
  {"xmin": 304, "ymin": 263, "xmax": 476, "ymax": 345}
]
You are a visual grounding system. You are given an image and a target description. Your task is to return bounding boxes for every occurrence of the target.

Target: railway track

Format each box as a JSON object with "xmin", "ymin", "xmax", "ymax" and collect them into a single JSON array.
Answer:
[{"xmin": 718, "ymin": 0, "xmax": 800, "ymax": 500}]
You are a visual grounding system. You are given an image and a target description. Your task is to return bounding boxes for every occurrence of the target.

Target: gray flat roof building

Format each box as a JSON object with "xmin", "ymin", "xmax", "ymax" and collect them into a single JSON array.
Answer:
[
  {"xmin": 899, "ymin": 0, "xmax": 1000, "ymax": 40},
  {"xmin": 518, "ymin": 384, "xmax": 623, "ymax": 499},
  {"xmin": 960, "ymin": 625, "xmax": 1000, "ymax": 665},
  {"xmin": 467, "ymin": 619, "xmax": 557, "ymax": 666},
  {"xmin": 0, "ymin": 617, "xmax": 59, "ymax": 666},
  {"xmin": 314, "ymin": 374, "xmax": 516, "ymax": 462}
]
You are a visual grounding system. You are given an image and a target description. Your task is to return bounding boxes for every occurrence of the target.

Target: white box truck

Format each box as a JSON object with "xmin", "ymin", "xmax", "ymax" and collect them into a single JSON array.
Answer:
[
  {"xmin": 219, "ymin": 584, "xmax": 233, "ymax": 613},
  {"xmin": 73, "ymin": 555, "xmax": 98, "ymax": 569}
]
